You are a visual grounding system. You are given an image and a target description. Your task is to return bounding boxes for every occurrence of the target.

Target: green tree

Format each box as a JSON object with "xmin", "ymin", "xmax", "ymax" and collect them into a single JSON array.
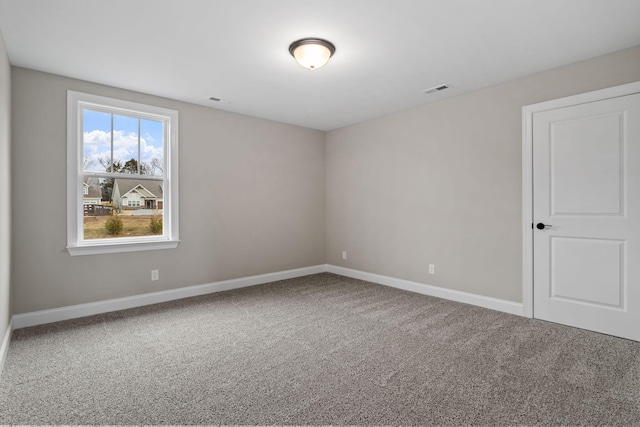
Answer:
[
  {"xmin": 149, "ymin": 213, "xmax": 163, "ymax": 234},
  {"xmin": 105, "ymin": 213, "xmax": 124, "ymax": 235},
  {"xmin": 121, "ymin": 158, "xmax": 148, "ymax": 175}
]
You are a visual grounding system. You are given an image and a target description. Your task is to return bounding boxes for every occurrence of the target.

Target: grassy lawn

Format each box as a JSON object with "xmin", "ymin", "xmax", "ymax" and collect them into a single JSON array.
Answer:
[{"xmin": 84, "ymin": 215, "xmax": 162, "ymax": 239}]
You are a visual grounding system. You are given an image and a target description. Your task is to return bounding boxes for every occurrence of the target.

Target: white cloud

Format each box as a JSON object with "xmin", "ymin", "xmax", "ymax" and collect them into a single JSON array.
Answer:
[
  {"xmin": 83, "ymin": 130, "xmax": 163, "ymax": 171},
  {"xmin": 140, "ymin": 138, "xmax": 163, "ymax": 162}
]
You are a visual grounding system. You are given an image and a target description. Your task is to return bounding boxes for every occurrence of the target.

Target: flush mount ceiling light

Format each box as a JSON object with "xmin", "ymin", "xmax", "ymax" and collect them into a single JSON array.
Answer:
[{"xmin": 289, "ymin": 38, "xmax": 336, "ymax": 70}]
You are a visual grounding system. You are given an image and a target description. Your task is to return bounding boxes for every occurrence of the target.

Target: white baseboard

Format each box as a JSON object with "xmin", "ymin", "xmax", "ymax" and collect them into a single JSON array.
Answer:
[
  {"xmin": 0, "ymin": 318, "xmax": 12, "ymax": 379},
  {"xmin": 11, "ymin": 263, "xmax": 524, "ymax": 331},
  {"xmin": 327, "ymin": 265, "xmax": 524, "ymax": 316},
  {"xmin": 12, "ymin": 265, "xmax": 327, "ymax": 330}
]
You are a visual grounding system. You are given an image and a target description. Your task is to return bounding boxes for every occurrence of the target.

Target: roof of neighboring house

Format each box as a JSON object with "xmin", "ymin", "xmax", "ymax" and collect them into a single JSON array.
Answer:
[
  {"xmin": 83, "ymin": 177, "xmax": 102, "ymax": 199},
  {"xmin": 114, "ymin": 178, "xmax": 163, "ymax": 199}
]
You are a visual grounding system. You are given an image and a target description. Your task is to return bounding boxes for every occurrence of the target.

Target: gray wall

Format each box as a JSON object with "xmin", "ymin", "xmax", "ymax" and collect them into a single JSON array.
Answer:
[
  {"xmin": 9, "ymin": 46, "xmax": 640, "ymax": 315},
  {"xmin": 0, "ymin": 33, "xmax": 10, "ymax": 340},
  {"xmin": 11, "ymin": 68, "xmax": 325, "ymax": 314},
  {"xmin": 326, "ymin": 46, "xmax": 640, "ymax": 303}
]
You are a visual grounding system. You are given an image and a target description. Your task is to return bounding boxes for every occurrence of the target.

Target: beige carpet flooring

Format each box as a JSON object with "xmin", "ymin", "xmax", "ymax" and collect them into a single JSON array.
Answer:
[{"xmin": 0, "ymin": 272, "xmax": 639, "ymax": 425}]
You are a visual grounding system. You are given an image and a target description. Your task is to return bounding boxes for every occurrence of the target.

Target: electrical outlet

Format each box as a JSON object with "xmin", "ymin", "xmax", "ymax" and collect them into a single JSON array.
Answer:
[
  {"xmin": 429, "ymin": 264, "xmax": 435, "ymax": 275},
  {"xmin": 342, "ymin": 251, "xmax": 347, "ymax": 260},
  {"xmin": 151, "ymin": 270, "xmax": 159, "ymax": 281}
]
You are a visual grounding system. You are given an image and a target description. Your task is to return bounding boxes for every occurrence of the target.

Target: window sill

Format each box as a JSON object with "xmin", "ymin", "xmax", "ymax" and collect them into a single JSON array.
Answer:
[{"xmin": 67, "ymin": 240, "xmax": 180, "ymax": 256}]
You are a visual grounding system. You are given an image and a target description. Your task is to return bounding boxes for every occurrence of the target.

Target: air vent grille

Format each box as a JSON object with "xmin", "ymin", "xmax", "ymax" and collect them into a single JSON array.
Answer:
[
  {"xmin": 209, "ymin": 96, "xmax": 231, "ymax": 104},
  {"xmin": 422, "ymin": 84, "xmax": 449, "ymax": 94}
]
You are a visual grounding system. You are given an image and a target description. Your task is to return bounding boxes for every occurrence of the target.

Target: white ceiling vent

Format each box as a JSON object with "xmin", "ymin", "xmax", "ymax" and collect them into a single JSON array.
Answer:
[
  {"xmin": 209, "ymin": 97, "xmax": 231, "ymax": 104},
  {"xmin": 422, "ymin": 84, "xmax": 449, "ymax": 94}
]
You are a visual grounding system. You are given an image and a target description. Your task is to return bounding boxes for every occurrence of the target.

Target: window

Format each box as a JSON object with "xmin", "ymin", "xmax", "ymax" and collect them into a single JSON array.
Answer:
[{"xmin": 67, "ymin": 91, "xmax": 179, "ymax": 255}]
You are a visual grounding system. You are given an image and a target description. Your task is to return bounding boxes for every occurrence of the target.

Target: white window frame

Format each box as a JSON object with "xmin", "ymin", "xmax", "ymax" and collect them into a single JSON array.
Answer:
[{"xmin": 67, "ymin": 91, "xmax": 179, "ymax": 256}]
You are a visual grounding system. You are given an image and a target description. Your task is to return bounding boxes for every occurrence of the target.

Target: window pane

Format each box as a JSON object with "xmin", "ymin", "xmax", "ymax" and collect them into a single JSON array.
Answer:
[
  {"xmin": 82, "ymin": 110, "xmax": 112, "ymax": 172},
  {"xmin": 113, "ymin": 114, "xmax": 141, "ymax": 173},
  {"xmin": 83, "ymin": 176, "xmax": 164, "ymax": 240},
  {"xmin": 82, "ymin": 176, "xmax": 111, "ymax": 239},
  {"xmin": 140, "ymin": 119, "xmax": 164, "ymax": 176}
]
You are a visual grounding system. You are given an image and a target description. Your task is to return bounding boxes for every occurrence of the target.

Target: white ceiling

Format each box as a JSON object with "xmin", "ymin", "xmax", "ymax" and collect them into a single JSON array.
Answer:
[{"xmin": 1, "ymin": 0, "xmax": 639, "ymax": 131}]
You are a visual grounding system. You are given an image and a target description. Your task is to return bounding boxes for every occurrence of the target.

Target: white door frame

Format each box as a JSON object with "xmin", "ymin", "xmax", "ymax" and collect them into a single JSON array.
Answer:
[{"xmin": 521, "ymin": 81, "xmax": 640, "ymax": 319}]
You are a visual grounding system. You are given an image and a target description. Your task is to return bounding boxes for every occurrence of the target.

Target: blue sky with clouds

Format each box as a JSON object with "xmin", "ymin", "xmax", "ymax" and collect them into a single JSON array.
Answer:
[{"xmin": 82, "ymin": 109, "xmax": 164, "ymax": 174}]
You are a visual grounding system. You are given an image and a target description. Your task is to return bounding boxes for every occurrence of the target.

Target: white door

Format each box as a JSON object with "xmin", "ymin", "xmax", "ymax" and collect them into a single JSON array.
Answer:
[{"xmin": 533, "ymin": 92, "xmax": 640, "ymax": 341}]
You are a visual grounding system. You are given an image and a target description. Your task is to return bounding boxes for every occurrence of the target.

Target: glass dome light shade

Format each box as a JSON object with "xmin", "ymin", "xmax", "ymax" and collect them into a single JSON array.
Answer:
[{"xmin": 289, "ymin": 38, "xmax": 336, "ymax": 70}]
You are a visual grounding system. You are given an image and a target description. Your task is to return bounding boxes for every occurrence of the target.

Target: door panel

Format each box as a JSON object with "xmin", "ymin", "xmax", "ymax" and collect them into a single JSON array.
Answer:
[
  {"xmin": 550, "ymin": 236, "xmax": 624, "ymax": 308},
  {"xmin": 550, "ymin": 113, "xmax": 623, "ymax": 215},
  {"xmin": 533, "ymin": 93, "xmax": 640, "ymax": 341}
]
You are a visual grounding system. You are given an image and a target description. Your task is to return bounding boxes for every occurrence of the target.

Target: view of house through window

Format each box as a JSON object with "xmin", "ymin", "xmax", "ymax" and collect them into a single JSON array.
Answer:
[{"xmin": 82, "ymin": 108, "xmax": 165, "ymax": 240}]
